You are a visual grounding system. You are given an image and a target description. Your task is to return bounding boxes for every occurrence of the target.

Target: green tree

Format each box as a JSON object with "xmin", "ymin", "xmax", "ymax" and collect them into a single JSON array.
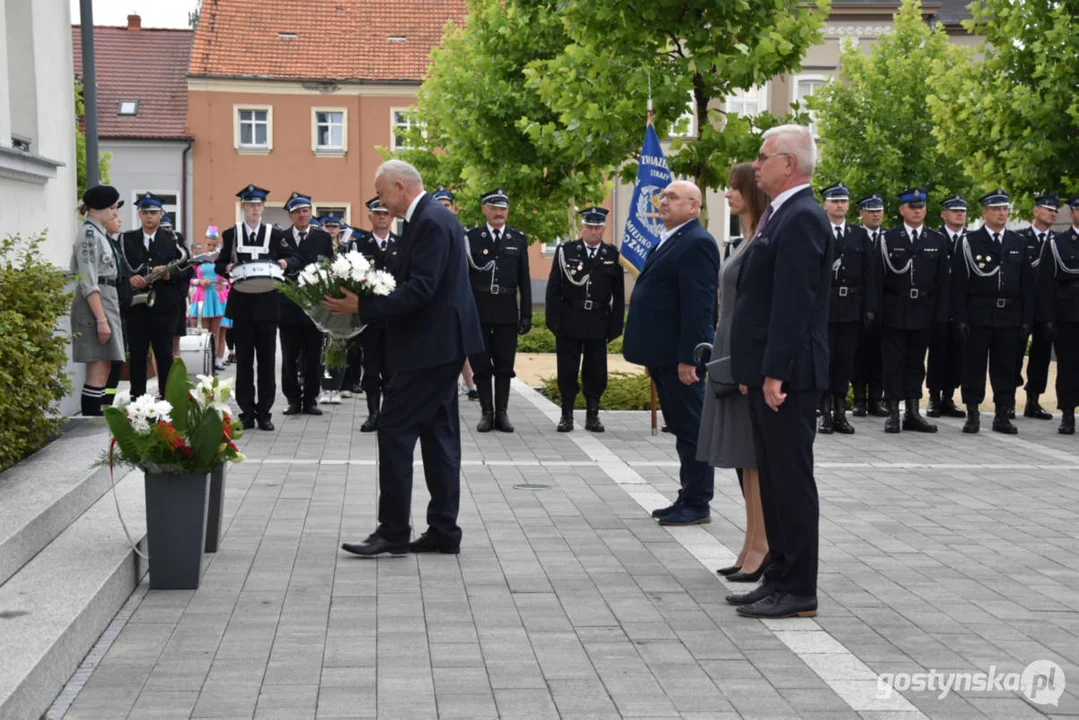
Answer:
[
  {"xmin": 811, "ymin": 0, "xmax": 975, "ymax": 226},
  {"xmin": 927, "ymin": 0, "xmax": 1079, "ymax": 215},
  {"xmin": 393, "ymin": 0, "xmax": 616, "ymax": 242},
  {"xmin": 74, "ymin": 82, "xmax": 111, "ymax": 198},
  {"xmin": 526, "ymin": 0, "xmax": 829, "ymax": 223}
]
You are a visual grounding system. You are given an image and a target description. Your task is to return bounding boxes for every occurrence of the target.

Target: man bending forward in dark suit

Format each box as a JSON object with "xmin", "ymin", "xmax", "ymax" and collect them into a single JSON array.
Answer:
[
  {"xmin": 622, "ymin": 180, "xmax": 720, "ymax": 526},
  {"xmin": 729, "ymin": 124, "xmax": 831, "ymax": 619},
  {"xmin": 325, "ymin": 160, "xmax": 484, "ymax": 556}
]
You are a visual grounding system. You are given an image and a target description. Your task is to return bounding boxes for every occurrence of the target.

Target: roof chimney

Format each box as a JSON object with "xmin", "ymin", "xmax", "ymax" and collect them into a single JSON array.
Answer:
[{"xmin": 127, "ymin": 14, "xmax": 141, "ymax": 30}]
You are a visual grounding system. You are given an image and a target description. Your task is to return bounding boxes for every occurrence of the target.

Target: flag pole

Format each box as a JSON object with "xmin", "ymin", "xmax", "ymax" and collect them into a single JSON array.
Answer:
[{"xmin": 646, "ymin": 71, "xmax": 659, "ymax": 436}]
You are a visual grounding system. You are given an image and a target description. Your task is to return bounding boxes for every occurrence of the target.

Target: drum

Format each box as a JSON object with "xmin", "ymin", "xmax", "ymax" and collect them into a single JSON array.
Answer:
[
  {"xmin": 179, "ymin": 332, "xmax": 214, "ymax": 379},
  {"xmin": 230, "ymin": 260, "xmax": 284, "ymax": 294}
]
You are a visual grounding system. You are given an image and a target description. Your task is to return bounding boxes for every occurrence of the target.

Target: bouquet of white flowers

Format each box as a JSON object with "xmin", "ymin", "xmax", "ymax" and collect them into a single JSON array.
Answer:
[{"xmin": 276, "ymin": 250, "xmax": 396, "ymax": 368}]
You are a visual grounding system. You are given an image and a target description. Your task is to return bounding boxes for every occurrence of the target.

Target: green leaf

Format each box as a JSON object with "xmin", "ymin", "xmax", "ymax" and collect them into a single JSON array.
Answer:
[
  {"xmin": 191, "ymin": 412, "xmax": 223, "ymax": 472},
  {"xmin": 164, "ymin": 357, "xmax": 191, "ymax": 435},
  {"xmin": 103, "ymin": 407, "xmax": 140, "ymax": 463}
]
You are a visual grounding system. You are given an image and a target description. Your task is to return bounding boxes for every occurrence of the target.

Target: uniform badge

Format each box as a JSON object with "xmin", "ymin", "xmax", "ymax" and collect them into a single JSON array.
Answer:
[
  {"xmin": 986, "ymin": 255, "xmax": 993, "ymax": 263},
  {"xmin": 978, "ymin": 262, "xmax": 986, "ymax": 269},
  {"xmin": 976, "ymin": 255, "xmax": 982, "ymax": 261},
  {"xmin": 85, "ymin": 228, "xmax": 94, "ymax": 238},
  {"xmin": 577, "ymin": 263, "xmax": 584, "ymax": 271},
  {"xmin": 483, "ymin": 249, "xmax": 489, "ymax": 255}
]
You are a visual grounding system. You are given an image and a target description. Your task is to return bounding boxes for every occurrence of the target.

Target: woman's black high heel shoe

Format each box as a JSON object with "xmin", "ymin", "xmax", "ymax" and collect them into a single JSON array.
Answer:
[
  {"xmin": 716, "ymin": 565, "xmax": 742, "ymax": 576},
  {"xmin": 726, "ymin": 554, "xmax": 771, "ymax": 583}
]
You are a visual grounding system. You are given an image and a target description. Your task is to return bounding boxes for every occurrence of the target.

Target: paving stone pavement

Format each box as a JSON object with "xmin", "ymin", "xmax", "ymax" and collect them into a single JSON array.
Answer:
[{"xmin": 54, "ymin": 365, "xmax": 1079, "ymax": 719}]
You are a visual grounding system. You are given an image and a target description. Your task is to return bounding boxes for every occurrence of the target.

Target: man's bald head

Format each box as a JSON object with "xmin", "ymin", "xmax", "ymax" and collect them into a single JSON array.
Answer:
[{"xmin": 658, "ymin": 180, "xmax": 703, "ymax": 229}]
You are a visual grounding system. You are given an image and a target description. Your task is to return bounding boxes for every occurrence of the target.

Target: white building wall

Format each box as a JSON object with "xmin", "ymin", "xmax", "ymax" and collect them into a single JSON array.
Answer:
[{"xmin": 102, "ymin": 138, "xmax": 191, "ymax": 237}]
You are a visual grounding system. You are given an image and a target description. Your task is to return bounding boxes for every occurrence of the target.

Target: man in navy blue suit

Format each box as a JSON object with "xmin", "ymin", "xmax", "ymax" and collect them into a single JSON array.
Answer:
[
  {"xmin": 728, "ymin": 124, "xmax": 831, "ymax": 619},
  {"xmin": 623, "ymin": 180, "xmax": 720, "ymax": 526},
  {"xmin": 324, "ymin": 160, "xmax": 484, "ymax": 556}
]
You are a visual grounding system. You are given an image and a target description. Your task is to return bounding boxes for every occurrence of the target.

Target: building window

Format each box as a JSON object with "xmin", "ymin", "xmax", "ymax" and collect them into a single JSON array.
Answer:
[
  {"xmin": 391, "ymin": 108, "xmax": 423, "ymax": 151},
  {"xmin": 118, "ymin": 100, "xmax": 139, "ymax": 116},
  {"xmin": 311, "ymin": 108, "xmax": 347, "ymax": 154},
  {"xmin": 726, "ymin": 85, "xmax": 767, "ymax": 117},
  {"xmin": 792, "ymin": 75, "xmax": 827, "ymax": 137},
  {"xmin": 234, "ymin": 106, "xmax": 273, "ymax": 151}
]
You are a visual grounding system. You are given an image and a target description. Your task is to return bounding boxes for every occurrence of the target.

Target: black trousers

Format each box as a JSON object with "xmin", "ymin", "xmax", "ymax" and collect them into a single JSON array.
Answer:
[
  {"xmin": 127, "ymin": 309, "xmax": 179, "ymax": 398},
  {"xmin": 556, "ymin": 336, "xmax": 608, "ymax": 402},
  {"xmin": 339, "ymin": 337, "xmax": 363, "ymax": 391},
  {"xmin": 927, "ymin": 322, "xmax": 963, "ymax": 394},
  {"xmin": 851, "ymin": 327, "xmax": 884, "ymax": 402},
  {"xmin": 881, "ymin": 327, "xmax": 931, "ymax": 401},
  {"xmin": 650, "ymin": 366, "xmax": 714, "ymax": 513},
  {"xmin": 961, "ymin": 325, "xmax": 1019, "ymax": 407},
  {"xmin": 827, "ymin": 322, "xmax": 859, "ymax": 396},
  {"xmin": 748, "ymin": 388, "xmax": 819, "ymax": 597},
  {"xmin": 376, "ymin": 360, "xmax": 463, "ymax": 545},
  {"xmin": 233, "ymin": 319, "xmax": 277, "ymax": 420},
  {"xmin": 470, "ymin": 323, "xmax": 518, "ymax": 379},
  {"xmin": 1018, "ymin": 324, "xmax": 1053, "ymax": 394},
  {"xmin": 360, "ymin": 326, "xmax": 389, "ymax": 397},
  {"xmin": 1056, "ymin": 322, "xmax": 1079, "ymax": 410},
  {"xmin": 280, "ymin": 323, "xmax": 323, "ymax": 406}
]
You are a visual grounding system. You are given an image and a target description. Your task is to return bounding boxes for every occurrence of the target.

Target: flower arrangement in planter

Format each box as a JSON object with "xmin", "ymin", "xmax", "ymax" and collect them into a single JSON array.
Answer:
[
  {"xmin": 276, "ymin": 249, "xmax": 396, "ymax": 368},
  {"xmin": 102, "ymin": 358, "xmax": 244, "ymax": 589}
]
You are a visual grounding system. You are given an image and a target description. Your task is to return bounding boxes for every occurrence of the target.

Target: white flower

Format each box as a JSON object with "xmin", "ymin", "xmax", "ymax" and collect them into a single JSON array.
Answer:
[
  {"xmin": 113, "ymin": 390, "xmax": 131, "ymax": 409},
  {"xmin": 367, "ymin": 269, "xmax": 397, "ymax": 296},
  {"xmin": 298, "ymin": 265, "xmax": 320, "ymax": 287},
  {"xmin": 345, "ymin": 251, "xmax": 371, "ymax": 281},
  {"xmin": 330, "ymin": 254, "xmax": 352, "ymax": 279},
  {"xmin": 125, "ymin": 394, "xmax": 172, "ymax": 434},
  {"xmin": 192, "ymin": 375, "xmax": 234, "ymax": 416}
]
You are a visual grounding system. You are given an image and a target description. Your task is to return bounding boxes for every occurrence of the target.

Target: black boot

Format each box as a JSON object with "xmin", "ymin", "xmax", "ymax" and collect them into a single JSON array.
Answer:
[
  {"xmin": 940, "ymin": 393, "xmax": 966, "ymax": 418},
  {"xmin": 852, "ymin": 397, "xmax": 867, "ymax": 417},
  {"xmin": 992, "ymin": 405, "xmax": 1018, "ymax": 434},
  {"xmin": 1059, "ymin": 409, "xmax": 1075, "ymax": 435},
  {"xmin": 962, "ymin": 403, "xmax": 980, "ymax": 433},
  {"xmin": 476, "ymin": 378, "xmax": 495, "ymax": 433},
  {"xmin": 360, "ymin": 393, "xmax": 380, "ymax": 432},
  {"xmin": 926, "ymin": 389, "xmax": 942, "ymax": 418},
  {"xmin": 818, "ymin": 394, "xmax": 834, "ymax": 434},
  {"xmin": 557, "ymin": 398, "xmax": 574, "ymax": 432},
  {"xmin": 832, "ymin": 393, "xmax": 855, "ymax": 434},
  {"xmin": 902, "ymin": 398, "xmax": 938, "ymax": 433},
  {"xmin": 494, "ymin": 376, "xmax": 514, "ymax": 433},
  {"xmin": 869, "ymin": 397, "xmax": 890, "ymax": 418},
  {"xmin": 884, "ymin": 402, "xmax": 900, "ymax": 433},
  {"xmin": 584, "ymin": 397, "xmax": 605, "ymax": 432},
  {"xmin": 1024, "ymin": 393, "xmax": 1053, "ymax": 420}
]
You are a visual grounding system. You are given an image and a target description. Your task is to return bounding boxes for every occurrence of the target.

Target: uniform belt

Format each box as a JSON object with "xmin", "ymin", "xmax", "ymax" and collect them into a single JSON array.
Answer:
[
  {"xmin": 885, "ymin": 287, "xmax": 931, "ymax": 300},
  {"xmin": 971, "ymin": 296, "xmax": 1016, "ymax": 309},
  {"xmin": 474, "ymin": 285, "xmax": 517, "ymax": 295},
  {"xmin": 100, "ymin": 277, "xmax": 119, "ymax": 288},
  {"xmin": 831, "ymin": 285, "xmax": 863, "ymax": 297},
  {"xmin": 572, "ymin": 299, "xmax": 608, "ymax": 312}
]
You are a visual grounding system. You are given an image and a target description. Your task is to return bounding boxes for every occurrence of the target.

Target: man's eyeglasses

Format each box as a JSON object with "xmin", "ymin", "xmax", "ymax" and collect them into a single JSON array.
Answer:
[
  {"xmin": 757, "ymin": 151, "xmax": 791, "ymax": 163},
  {"xmin": 658, "ymin": 191, "xmax": 691, "ymax": 202}
]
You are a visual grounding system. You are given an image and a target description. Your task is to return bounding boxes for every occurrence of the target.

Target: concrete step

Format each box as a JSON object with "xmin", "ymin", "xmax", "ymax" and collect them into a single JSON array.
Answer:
[
  {"xmin": 0, "ymin": 468, "xmax": 146, "ymax": 720},
  {"xmin": 0, "ymin": 419, "xmax": 114, "ymax": 587}
]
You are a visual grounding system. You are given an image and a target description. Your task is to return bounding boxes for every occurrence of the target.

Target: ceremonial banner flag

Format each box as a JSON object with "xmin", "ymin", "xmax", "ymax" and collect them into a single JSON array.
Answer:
[{"xmin": 620, "ymin": 123, "xmax": 672, "ymax": 276}]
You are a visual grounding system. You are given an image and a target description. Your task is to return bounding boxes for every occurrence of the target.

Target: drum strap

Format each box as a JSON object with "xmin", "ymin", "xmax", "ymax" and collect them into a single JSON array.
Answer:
[{"xmin": 234, "ymin": 223, "xmax": 271, "ymax": 262}]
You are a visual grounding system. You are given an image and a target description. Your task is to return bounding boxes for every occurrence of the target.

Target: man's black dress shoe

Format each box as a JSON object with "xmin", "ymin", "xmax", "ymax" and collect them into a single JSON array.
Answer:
[
  {"xmin": 282, "ymin": 402, "xmax": 302, "ymax": 416},
  {"xmin": 257, "ymin": 418, "xmax": 275, "ymax": 431},
  {"xmin": 650, "ymin": 504, "xmax": 679, "ymax": 519},
  {"xmin": 716, "ymin": 565, "xmax": 742, "ymax": 576},
  {"xmin": 409, "ymin": 532, "xmax": 460, "ymax": 555},
  {"xmin": 302, "ymin": 404, "xmax": 323, "ymax": 416},
  {"xmin": 736, "ymin": 592, "xmax": 818, "ymax": 618},
  {"xmin": 241, "ymin": 416, "xmax": 256, "ymax": 430},
  {"xmin": 341, "ymin": 533, "xmax": 409, "ymax": 557},
  {"xmin": 725, "ymin": 583, "xmax": 773, "ymax": 606}
]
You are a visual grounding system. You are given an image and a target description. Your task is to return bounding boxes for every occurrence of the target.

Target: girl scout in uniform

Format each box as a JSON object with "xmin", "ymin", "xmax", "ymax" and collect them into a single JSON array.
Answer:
[{"xmin": 71, "ymin": 185, "xmax": 125, "ymax": 416}]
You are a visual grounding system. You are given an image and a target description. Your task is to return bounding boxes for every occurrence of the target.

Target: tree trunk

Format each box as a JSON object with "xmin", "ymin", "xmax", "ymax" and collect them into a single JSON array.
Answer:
[{"xmin": 566, "ymin": 196, "xmax": 578, "ymax": 242}]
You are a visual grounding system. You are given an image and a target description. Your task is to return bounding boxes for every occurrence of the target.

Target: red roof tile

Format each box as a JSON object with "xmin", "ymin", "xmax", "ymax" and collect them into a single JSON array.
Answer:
[
  {"xmin": 72, "ymin": 24, "xmax": 194, "ymax": 140},
  {"xmin": 188, "ymin": 0, "xmax": 466, "ymax": 83}
]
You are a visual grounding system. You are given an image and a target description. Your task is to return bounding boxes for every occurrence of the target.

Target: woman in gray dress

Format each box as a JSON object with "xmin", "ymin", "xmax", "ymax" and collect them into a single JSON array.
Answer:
[
  {"xmin": 697, "ymin": 163, "xmax": 771, "ymax": 581},
  {"xmin": 71, "ymin": 185, "xmax": 125, "ymax": 416}
]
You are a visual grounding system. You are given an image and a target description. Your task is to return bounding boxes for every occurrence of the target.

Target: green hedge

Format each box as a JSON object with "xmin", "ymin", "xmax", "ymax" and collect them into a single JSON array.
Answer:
[
  {"xmin": 539, "ymin": 371, "xmax": 654, "ymax": 410},
  {"xmin": 520, "ymin": 310, "xmax": 625, "ymax": 354},
  {"xmin": 0, "ymin": 234, "xmax": 74, "ymax": 472}
]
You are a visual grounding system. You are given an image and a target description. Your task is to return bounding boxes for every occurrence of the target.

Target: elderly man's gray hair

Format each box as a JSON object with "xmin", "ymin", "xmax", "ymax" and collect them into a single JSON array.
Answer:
[
  {"xmin": 761, "ymin": 124, "xmax": 817, "ymax": 177},
  {"xmin": 376, "ymin": 159, "xmax": 424, "ymax": 187}
]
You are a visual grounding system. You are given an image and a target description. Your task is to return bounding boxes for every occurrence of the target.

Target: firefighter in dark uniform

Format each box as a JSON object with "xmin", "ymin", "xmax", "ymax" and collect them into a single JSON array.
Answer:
[
  {"xmin": 352, "ymin": 196, "xmax": 400, "ymax": 431},
  {"xmin": 1039, "ymin": 195, "xmax": 1079, "ymax": 434},
  {"xmin": 467, "ymin": 188, "xmax": 532, "ymax": 433},
  {"xmin": 877, "ymin": 187, "xmax": 950, "ymax": 433},
  {"xmin": 215, "ymin": 185, "xmax": 298, "ymax": 430},
  {"xmin": 951, "ymin": 188, "xmax": 1035, "ymax": 434},
  {"xmin": 545, "ymin": 207, "xmax": 625, "ymax": 433},
  {"xmin": 120, "ymin": 192, "xmax": 190, "ymax": 399},
  {"xmin": 851, "ymin": 194, "xmax": 890, "ymax": 417},
  {"xmin": 926, "ymin": 194, "xmax": 970, "ymax": 418},
  {"xmin": 819, "ymin": 183, "xmax": 877, "ymax": 435},
  {"xmin": 159, "ymin": 213, "xmax": 190, "ymax": 355},
  {"xmin": 1016, "ymin": 193, "xmax": 1060, "ymax": 420},
  {"xmin": 279, "ymin": 192, "xmax": 334, "ymax": 417}
]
